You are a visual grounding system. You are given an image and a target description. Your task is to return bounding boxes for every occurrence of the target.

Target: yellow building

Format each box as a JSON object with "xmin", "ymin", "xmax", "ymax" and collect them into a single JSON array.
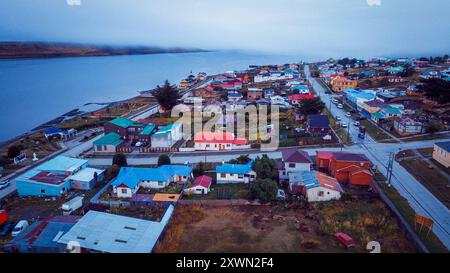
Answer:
[
  {"xmin": 330, "ymin": 76, "xmax": 357, "ymax": 92},
  {"xmin": 179, "ymin": 79, "xmax": 190, "ymax": 89}
]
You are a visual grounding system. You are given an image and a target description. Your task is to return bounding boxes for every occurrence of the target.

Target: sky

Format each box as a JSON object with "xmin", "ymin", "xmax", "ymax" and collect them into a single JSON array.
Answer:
[{"xmin": 0, "ymin": 0, "xmax": 449, "ymax": 59}]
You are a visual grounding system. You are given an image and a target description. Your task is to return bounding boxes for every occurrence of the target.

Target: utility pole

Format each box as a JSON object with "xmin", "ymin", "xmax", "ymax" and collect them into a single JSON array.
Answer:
[{"xmin": 386, "ymin": 152, "xmax": 395, "ymax": 187}]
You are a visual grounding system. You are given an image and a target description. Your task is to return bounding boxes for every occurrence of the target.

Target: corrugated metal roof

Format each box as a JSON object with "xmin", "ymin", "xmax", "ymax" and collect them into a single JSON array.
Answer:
[
  {"xmin": 57, "ymin": 206, "xmax": 174, "ymax": 253},
  {"xmin": 93, "ymin": 132, "xmax": 123, "ymax": 146}
]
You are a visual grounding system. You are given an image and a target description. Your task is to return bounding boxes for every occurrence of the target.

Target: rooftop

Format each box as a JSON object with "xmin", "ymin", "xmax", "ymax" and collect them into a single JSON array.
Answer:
[
  {"xmin": 216, "ymin": 161, "xmax": 254, "ymax": 175},
  {"xmin": 36, "ymin": 156, "xmax": 88, "ymax": 174},
  {"xmin": 108, "ymin": 117, "xmax": 144, "ymax": 128},
  {"xmin": 332, "ymin": 152, "xmax": 370, "ymax": 162},
  {"xmin": 307, "ymin": 115, "xmax": 330, "ymax": 129},
  {"xmin": 282, "ymin": 149, "xmax": 312, "ymax": 164},
  {"xmin": 67, "ymin": 168, "xmax": 105, "ymax": 183},
  {"xmin": 93, "ymin": 132, "xmax": 123, "ymax": 146},
  {"xmin": 435, "ymin": 141, "xmax": 450, "ymax": 152},
  {"xmin": 58, "ymin": 207, "xmax": 174, "ymax": 253},
  {"xmin": 29, "ymin": 171, "xmax": 69, "ymax": 185}
]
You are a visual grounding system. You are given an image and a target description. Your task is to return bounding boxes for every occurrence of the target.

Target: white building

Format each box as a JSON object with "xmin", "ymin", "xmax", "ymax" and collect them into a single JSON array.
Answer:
[
  {"xmin": 216, "ymin": 161, "xmax": 256, "ymax": 184},
  {"xmin": 193, "ymin": 131, "xmax": 249, "ymax": 151},
  {"xmin": 279, "ymin": 149, "xmax": 312, "ymax": 181},
  {"xmin": 151, "ymin": 122, "xmax": 183, "ymax": 148},
  {"xmin": 289, "ymin": 171, "xmax": 343, "ymax": 202}
]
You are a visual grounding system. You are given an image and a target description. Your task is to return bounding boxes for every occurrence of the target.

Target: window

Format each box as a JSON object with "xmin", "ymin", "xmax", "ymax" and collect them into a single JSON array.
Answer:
[
  {"xmin": 318, "ymin": 191, "xmax": 324, "ymax": 196},
  {"xmin": 220, "ymin": 173, "xmax": 226, "ymax": 178},
  {"xmin": 97, "ymin": 145, "xmax": 102, "ymax": 151},
  {"xmin": 40, "ymin": 189, "xmax": 46, "ymax": 194},
  {"xmin": 238, "ymin": 174, "xmax": 244, "ymax": 179},
  {"xmin": 121, "ymin": 189, "xmax": 128, "ymax": 194},
  {"xmin": 158, "ymin": 182, "xmax": 164, "ymax": 186},
  {"xmin": 289, "ymin": 163, "xmax": 296, "ymax": 168}
]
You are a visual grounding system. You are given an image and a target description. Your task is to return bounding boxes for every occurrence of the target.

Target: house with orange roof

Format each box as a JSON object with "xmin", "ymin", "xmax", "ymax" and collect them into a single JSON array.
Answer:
[{"xmin": 193, "ymin": 131, "xmax": 249, "ymax": 151}]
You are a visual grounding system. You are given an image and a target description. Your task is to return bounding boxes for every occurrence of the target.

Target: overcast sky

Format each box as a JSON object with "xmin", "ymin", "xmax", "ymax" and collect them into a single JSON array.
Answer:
[{"xmin": 0, "ymin": 0, "xmax": 449, "ymax": 59}]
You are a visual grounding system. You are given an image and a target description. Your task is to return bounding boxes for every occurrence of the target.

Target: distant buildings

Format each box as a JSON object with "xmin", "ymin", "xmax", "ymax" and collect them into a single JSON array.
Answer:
[
  {"xmin": 16, "ymin": 156, "xmax": 104, "ymax": 197},
  {"xmin": 330, "ymin": 76, "xmax": 357, "ymax": 92}
]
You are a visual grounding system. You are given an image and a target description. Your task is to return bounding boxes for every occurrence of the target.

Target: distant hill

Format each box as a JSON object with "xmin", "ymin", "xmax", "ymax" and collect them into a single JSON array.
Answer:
[{"xmin": 0, "ymin": 42, "xmax": 209, "ymax": 59}]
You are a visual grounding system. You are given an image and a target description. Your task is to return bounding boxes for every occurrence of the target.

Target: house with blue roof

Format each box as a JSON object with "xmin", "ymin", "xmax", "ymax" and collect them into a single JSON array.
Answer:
[
  {"xmin": 216, "ymin": 161, "xmax": 256, "ymax": 184},
  {"xmin": 290, "ymin": 85, "xmax": 310, "ymax": 94},
  {"xmin": 342, "ymin": 88, "xmax": 376, "ymax": 110},
  {"xmin": 151, "ymin": 122, "xmax": 183, "ymax": 149},
  {"xmin": 112, "ymin": 165, "xmax": 193, "ymax": 198},
  {"xmin": 16, "ymin": 156, "xmax": 104, "ymax": 197},
  {"xmin": 93, "ymin": 132, "xmax": 124, "ymax": 153}
]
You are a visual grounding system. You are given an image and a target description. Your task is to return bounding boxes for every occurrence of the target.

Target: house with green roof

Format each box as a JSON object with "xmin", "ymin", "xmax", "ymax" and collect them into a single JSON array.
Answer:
[
  {"xmin": 104, "ymin": 117, "xmax": 155, "ymax": 144},
  {"xmin": 151, "ymin": 122, "xmax": 183, "ymax": 148},
  {"xmin": 93, "ymin": 132, "xmax": 124, "ymax": 153}
]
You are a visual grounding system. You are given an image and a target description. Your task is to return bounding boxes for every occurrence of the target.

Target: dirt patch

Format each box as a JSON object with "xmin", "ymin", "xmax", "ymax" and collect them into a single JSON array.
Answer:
[{"xmin": 156, "ymin": 198, "xmax": 417, "ymax": 253}]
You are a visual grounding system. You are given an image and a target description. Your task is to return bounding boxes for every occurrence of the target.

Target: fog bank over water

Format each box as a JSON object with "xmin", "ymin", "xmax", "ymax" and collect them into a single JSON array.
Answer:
[{"xmin": 1, "ymin": 0, "xmax": 449, "ymax": 59}]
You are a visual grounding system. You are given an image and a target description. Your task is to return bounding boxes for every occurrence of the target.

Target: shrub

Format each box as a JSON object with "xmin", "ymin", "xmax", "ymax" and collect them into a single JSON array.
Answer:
[
  {"xmin": 157, "ymin": 154, "xmax": 171, "ymax": 166},
  {"xmin": 249, "ymin": 178, "xmax": 278, "ymax": 203}
]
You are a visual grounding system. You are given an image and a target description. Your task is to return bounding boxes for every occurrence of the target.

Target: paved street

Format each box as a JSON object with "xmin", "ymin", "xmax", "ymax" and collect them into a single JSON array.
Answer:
[{"xmin": 305, "ymin": 65, "xmax": 449, "ymax": 250}]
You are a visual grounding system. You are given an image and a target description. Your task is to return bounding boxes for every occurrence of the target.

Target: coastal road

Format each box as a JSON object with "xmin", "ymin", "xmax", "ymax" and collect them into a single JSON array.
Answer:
[{"xmin": 305, "ymin": 64, "xmax": 450, "ymax": 250}]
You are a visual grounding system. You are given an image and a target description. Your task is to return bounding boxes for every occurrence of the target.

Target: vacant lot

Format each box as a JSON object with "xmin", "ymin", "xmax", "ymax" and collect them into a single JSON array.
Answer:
[
  {"xmin": 156, "ymin": 199, "xmax": 416, "ymax": 253},
  {"xmin": 399, "ymin": 158, "xmax": 450, "ymax": 209}
]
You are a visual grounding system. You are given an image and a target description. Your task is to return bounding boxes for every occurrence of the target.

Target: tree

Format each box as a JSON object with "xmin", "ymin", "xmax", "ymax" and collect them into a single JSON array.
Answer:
[
  {"xmin": 426, "ymin": 121, "xmax": 443, "ymax": 135},
  {"xmin": 193, "ymin": 161, "xmax": 205, "ymax": 177},
  {"xmin": 7, "ymin": 144, "xmax": 23, "ymax": 159},
  {"xmin": 421, "ymin": 78, "xmax": 450, "ymax": 104},
  {"xmin": 298, "ymin": 97, "xmax": 325, "ymax": 116},
  {"xmin": 400, "ymin": 65, "xmax": 416, "ymax": 77},
  {"xmin": 228, "ymin": 155, "xmax": 251, "ymax": 165},
  {"xmin": 249, "ymin": 178, "xmax": 278, "ymax": 203},
  {"xmin": 112, "ymin": 153, "xmax": 128, "ymax": 167},
  {"xmin": 153, "ymin": 80, "xmax": 181, "ymax": 111},
  {"xmin": 157, "ymin": 154, "xmax": 171, "ymax": 166},
  {"xmin": 252, "ymin": 154, "xmax": 277, "ymax": 180}
]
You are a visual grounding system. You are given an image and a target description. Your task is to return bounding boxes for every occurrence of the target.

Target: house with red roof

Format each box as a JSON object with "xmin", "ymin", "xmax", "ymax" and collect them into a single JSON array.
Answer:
[
  {"xmin": 184, "ymin": 175, "xmax": 212, "ymax": 195},
  {"xmin": 193, "ymin": 131, "xmax": 249, "ymax": 151},
  {"xmin": 279, "ymin": 149, "xmax": 312, "ymax": 181}
]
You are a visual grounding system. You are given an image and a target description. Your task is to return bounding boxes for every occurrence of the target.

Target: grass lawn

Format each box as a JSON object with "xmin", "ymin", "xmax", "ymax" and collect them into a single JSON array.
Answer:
[
  {"xmin": 359, "ymin": 120, "xmax": 394, "ymax": 142},
  {"xmin": 399, "ymin": 158, "xmax": 450, "ymax": 209},
  {"xmin": 156, "ymin": 201, "xmax": 416, "ymax": 253},
  {"xmin": 431, "ymin": 159, "xmax": 450, "ymax": 176},
  {"xmin": 374, "ymin": 172, "xmax": 448, "ymax": 253},
  {"xmin": 184, "ymin": 183, "xmax": 250, "ymax": 200}
]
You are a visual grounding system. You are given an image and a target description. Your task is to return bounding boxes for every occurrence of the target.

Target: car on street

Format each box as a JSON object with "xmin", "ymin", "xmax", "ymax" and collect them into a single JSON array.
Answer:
[
  {"xmin": 354, "ymin": 121, "xmax": 360, "ymax": 127},
  {"xmin": 345, "ymin": 112, "xmax": 352, "ymax": 118},
  {"xmin": 0, "ymin": 221, "xmax": 17, "ymax": 237},
  {"xmin": 358, "ymin": 132, "xmax": 365, "ymax": 139},
  {"xmin": 12, "ymin": 220, "xmax": 29, "ymax": 237},
  {"xmin": 359, "ymin": 126, "xmax": 366, "ymax": 134},
  {"xmin": 356, "ymin": 115, "xmax": 367, "ymax": 121},
  {"xmin": 0, "ymin": 180, "xmax": 10, "ymax": 190},
  {"xmin": 336, "ymin": 116, "xmax": 342, "ymax": 121},
  {"xmin": 337, "ymin": 104, "xmax": 343, "ymax": 109},
  {"xmin": 341, "ymin": 122, "xmax": 348, "ymax": 128}
]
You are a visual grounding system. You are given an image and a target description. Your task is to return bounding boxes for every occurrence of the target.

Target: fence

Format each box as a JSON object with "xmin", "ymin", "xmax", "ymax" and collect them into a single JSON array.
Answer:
[{"xmin": 139, "ymin": 147, "xmax": 179, "ymax": 153}]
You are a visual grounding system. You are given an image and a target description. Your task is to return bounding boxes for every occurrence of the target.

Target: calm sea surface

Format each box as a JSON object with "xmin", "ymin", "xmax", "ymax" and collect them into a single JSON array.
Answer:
[{"xmin": 0, "ymin": 51, "xmax": 303, "ymax": 143}]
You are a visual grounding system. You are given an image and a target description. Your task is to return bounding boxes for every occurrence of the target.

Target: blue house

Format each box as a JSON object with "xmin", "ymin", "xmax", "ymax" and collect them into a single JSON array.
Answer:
[
  {"xmin": 16, "ymin": 156, "xmax": 104, "ymax": 197},
  {"xmin": 216, "ymin": 161, "xmax": 256, "ymax": 184},
  {"xmin": 342, "ymin": 88, "xmax": 376, "ymax": 109},
  {"xmin": 112, "ymin": 165, "xmax": 192, "ymax": 198}
]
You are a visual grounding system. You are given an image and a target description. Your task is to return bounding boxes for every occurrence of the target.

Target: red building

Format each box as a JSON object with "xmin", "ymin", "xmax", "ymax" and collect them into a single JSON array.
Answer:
[{"xmin": 317, "ymin": 151, "xmax": 372, "ymax": 186}]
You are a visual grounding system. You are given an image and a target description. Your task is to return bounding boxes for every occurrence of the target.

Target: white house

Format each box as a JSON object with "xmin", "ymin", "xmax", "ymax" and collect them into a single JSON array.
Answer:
[
  {"xmin": 112, "ymin": 165, "xmax": 193, "ymax": 198},
  {"xmin": 184, "ymin": 175, "xmax": 212, "ymax": 195},
  {"xmin": 216, "ymin": 161, "xmax": 256, "ymax": 184},
  {"xmin": 433, "ymin": 141, "xmax": 450, "ymax": 168},
  {"xmin": 193, "ymin": 131, "xmax": 249, "ymax": 151},
  {"xmin": 279, "ymin": 149, "xmax": 312, "ymax": 181},
  {"xmin": 151, "ymin": 122, "xmax": 183, "ymax": 148},
  {"xmin": 288, "ymin": 171, "xmax": 343, "ymax": 202}
]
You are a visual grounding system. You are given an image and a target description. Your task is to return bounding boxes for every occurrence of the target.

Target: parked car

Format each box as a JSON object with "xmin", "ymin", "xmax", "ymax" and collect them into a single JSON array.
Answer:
[
  {"xmin": 359, "ymin": 126, "xmax": 366, "ymax": 134},
  {"xmin": 0, "ymin": 221, "xmax": 17, "ymax": 237},
  {"xmin": 345, "ymin": 112, "xmax": 352, "ymax": 118},
  {"xmin": 135, "ymin": 141, "xmax": 143, "ymax": 147},
  {"xmin": 335, "ymin": 232, "xmax": 355, "ymax": 248},
  {"xmin": 341, "ymin": 122, "xmax": 348, "ymax": 128},
  {"xmin": 358, "ymin": 132, "xmax": 365, "ymax": 139},
  {"xmin": 336, "ymin": 116, "xmax": 342, "ymax": 121},
  {"xmin": 332, "ymin": 99, "xmax": 338, "ymax": 104},
  {"xmin": 12, "ymin": 220, "xmax": 29, "ymax": 237},
  {"xmin": 0, "ymin": 180, "xmax": 10, "ymax": 190},
  {"xmin": 337, "ymin": 104, "xmax": 343, "ymax": 109},
  {"xmin": 354, "ymin": 121, "xmax": 360, "ymax": 127},
  {"xmin": 356, "ymin": 115, "xmax": 367, "ymax": 121}
]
